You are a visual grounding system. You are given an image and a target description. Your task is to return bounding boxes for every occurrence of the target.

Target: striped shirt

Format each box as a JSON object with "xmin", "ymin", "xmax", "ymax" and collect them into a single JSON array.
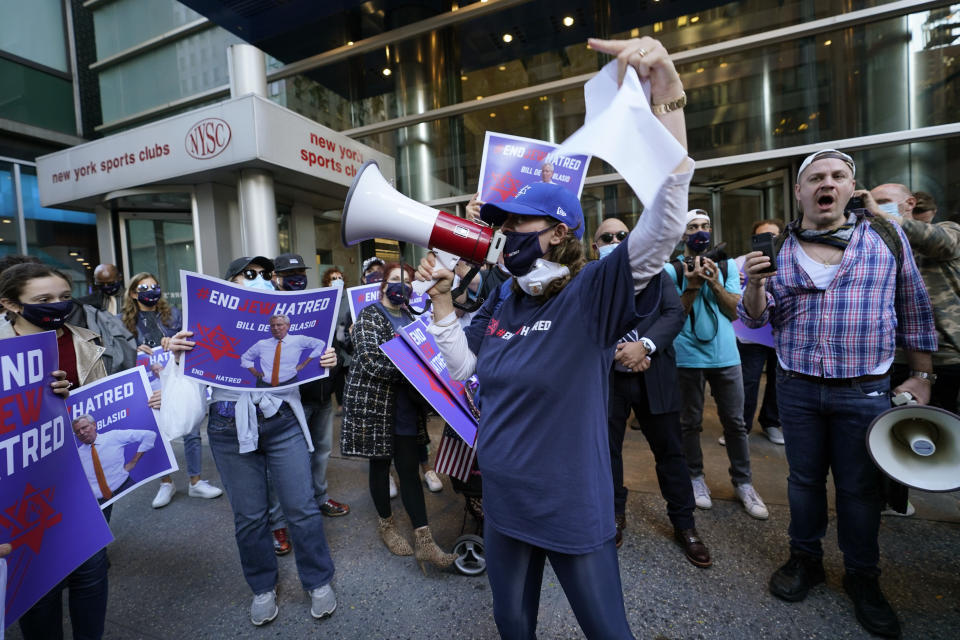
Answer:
[{"xmin": 737, "ymin": 214, "xmax": 937, "ymax": 378}]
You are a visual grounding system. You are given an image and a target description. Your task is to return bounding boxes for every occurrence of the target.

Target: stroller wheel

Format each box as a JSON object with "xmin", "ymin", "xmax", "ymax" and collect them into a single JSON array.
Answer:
[{"xmin": 452, "ymin": 534, "xmax": 486, "ymax": 576}]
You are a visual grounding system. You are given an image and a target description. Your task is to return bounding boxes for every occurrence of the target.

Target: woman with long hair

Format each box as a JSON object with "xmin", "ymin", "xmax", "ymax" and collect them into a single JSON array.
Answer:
[
  {"xmin": 416, "ymin": 36, "xmax": 693, "ymax": 639},
  {"xmin": 340, "ymin": 262, "xmax": 456, "ymax": 572},
  {"xmin": 122, "ymin": 272, "xmax": 222, "ymax": 507}
]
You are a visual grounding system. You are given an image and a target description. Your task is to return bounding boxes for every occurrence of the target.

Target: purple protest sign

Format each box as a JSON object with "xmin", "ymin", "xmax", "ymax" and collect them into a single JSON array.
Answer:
[
  {"xmin": 380, "ymin": 337, "xmax": 477, "ymax": 447},
  {"xmin": 67, "ymin": 368, "xmax": 178, "ymax": 511},
  {"xmin": 0, "ymin": 332, "xmax": 113, "ymax": 628},
  {"xmin": 346, "ymin": 283, "xmax": 428, "ymax": 323},
  {"xmin": 136, "ymin": 346, "xmax": 172, "ymax": 391},
  {"xmin": 397, "ymin": 320, "xmax": 474, "ymax": 418},
  {"xmin": 181, "ymin": 271, "xmax": 340, "ymax": 390},
  {"xmin": 733, "ymin": 319, "xmax": 775, "ymax": 349},
  {"xmin": 477, "ymin": 131, "xmax": 590, "ymax": 203}
]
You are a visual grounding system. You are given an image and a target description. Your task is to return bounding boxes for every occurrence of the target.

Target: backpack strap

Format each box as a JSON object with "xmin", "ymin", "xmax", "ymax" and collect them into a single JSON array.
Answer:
[{"xmin": 866, "ymin": 215, "xmax": 904, "ymax": 274}]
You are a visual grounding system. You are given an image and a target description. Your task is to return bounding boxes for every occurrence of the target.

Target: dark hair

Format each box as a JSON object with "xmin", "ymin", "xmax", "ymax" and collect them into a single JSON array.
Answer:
[
  {"xmin": 0, "ymin": 262, "xmax": 73, "ymax": 303},
  {"xmin": 378, "ymin": 262, "xmax": 416, "ymax": 298},
  {"xmin": 510, "ymin": 225, "xmax": 587, "ymax": 303},
  {"xmin": 321, "ymin": 266, "xmax": 344, "ymax": 287},
  {"xmin": 752, "ymin": 218, "xmax": 785, "ymax": 235},
  {"xmin": 122, "ymin": 272, "xmax": 173, "ymax": 335},
  {"xmin": 913, "ymin": 191, "xmax": 936, "ymax": 215},
  {"xmin": 0, "ymin": 254, "xmax": 41, "ymax": 276}
]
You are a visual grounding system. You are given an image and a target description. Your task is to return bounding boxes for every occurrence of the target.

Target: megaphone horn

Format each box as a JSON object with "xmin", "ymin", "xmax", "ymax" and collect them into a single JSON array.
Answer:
[
  {"xmin": 866, "ymin": 404, "xmax": 960, "ymax": 492},
  {"xmin": 341, "ymin": 161, "xmax": 505, "ymax": 265}
]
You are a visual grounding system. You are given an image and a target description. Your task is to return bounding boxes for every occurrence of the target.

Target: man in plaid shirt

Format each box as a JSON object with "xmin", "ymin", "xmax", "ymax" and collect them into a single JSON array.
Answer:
[{"xmin": 739, "ymin": 149, "xmax": 936, "ymax": 639}]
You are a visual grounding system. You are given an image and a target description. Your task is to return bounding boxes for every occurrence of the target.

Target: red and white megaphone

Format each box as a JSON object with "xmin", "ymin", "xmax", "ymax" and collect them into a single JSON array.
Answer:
[{"xmin": 341, "ymin": 161, "xmax": 505, "ymax": 267}]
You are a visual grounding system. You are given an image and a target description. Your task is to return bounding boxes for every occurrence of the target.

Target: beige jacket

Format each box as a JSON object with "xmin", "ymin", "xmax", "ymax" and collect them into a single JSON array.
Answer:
[{"xmin": 0, "ymin": 321, "xmax": 108, "ymax": 386}]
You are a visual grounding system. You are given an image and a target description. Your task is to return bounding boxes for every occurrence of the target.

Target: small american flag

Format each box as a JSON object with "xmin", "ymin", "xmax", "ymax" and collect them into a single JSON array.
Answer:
[{"xmin": 434, "ymin": 425, "xmax": 476, "ymax": 483}]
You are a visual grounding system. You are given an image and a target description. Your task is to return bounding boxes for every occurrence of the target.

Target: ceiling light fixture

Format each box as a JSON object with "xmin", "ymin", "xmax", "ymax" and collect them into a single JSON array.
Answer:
[
  {"xmin": 502, "ymin": 33, "xmax": 513, "ymax": 43},
  {"xmin": 382, "ymin": 68, "xmax": 392, "ymax": 76},
  {"xmin": 562, "ymin": 16, "xmax": 574, "ymax": 27}
]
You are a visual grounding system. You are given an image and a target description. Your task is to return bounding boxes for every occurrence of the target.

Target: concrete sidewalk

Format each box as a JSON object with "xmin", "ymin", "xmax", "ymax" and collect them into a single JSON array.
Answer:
[{"xmin": 7, "ymin": 402, "xmax": 959, "ymax": 639}]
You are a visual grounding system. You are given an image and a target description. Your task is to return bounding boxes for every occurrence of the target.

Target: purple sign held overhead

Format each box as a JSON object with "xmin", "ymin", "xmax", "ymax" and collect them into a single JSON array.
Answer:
[
  {"xmin": 0, "ymin": 332, "xmax": 113, "ymax": 629},
  {"xmin": 380, "ymin": 337, "xmax": 477, "ymax": 447},
  {"xmin": 181, "ymin": 271, "xmax": 340, "ymax": 390},
  {"xmin": 346, "ymin": 283, "xmax": 428, "ymax": 323},
  {"xmin": 67, "ymin": 368, "xmax": 178, "ymax": 511},
  {"xmin": 477, "ymin": 131, "xmax": 590, "ymax": 203}
]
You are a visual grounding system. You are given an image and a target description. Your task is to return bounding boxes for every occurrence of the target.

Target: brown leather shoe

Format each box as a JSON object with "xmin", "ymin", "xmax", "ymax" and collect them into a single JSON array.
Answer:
[
  {"xmin": 674, "ymin": 527, "xmax": 712, "ymax": 568},
  {"xmin": 615, "ymin": 513, "xmax": 626, "ymax": 549}
]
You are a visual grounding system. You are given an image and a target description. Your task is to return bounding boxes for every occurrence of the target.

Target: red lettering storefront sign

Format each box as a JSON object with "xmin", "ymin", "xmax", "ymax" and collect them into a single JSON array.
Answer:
[{"xmin": 185, "ymin": 118, "xmax": 232, "ymax": 159}]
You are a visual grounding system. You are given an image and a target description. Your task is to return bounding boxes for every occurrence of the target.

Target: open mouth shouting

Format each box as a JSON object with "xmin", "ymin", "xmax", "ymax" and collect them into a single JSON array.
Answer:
[{"xmin": 816, "ymin": 192, "xmax": 836, "ymax": 211}]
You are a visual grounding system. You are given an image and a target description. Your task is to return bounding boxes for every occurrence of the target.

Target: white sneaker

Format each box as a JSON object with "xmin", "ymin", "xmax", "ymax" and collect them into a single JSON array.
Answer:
[
  {"xmin": 389, "ymin": 473, "xmax": 398, "ymax": 499},
  {"xmin": 423, "ymin": 469, "xmax": 443, "ymax": 493},
  {"xmin": 717, "ymin": 435, "xmax": 726, "ymax": 446},
  {"xmin": 151, "ymin": 482, "xmax": 176, "ymax": 509},
  {"xmin": 735, "ymin": 483, "xmax": 769, "ymax": 520},
  {"xmin": 188, "ymin": 479, "xmax": 223, "ymax": 499},
  {"xmin": 691, "ymin": 476, "xmax": 712, "ymax": 509},
  {"xmin": 763, "ymin": 426, "xmax": 785, "ymax": 445},
  {"xmin": 881, "ymin": 501, "xmax": 916, "ymax": 517},
  {"xmin": 309, "ymin": 584, "xmax": 337, "ymax": 619},
  {"xmin": 250, "ymin": 590, "xmax": 278, "ymax": 626}
]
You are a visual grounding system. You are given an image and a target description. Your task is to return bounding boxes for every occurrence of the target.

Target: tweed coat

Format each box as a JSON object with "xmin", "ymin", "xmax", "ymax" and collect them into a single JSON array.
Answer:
[{"xmin": 340, "ymin": 303, "xmax": 427, "ymax": 458}]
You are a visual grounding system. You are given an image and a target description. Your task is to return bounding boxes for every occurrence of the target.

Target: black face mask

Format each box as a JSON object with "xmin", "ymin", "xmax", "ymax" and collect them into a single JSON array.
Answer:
[
  {"xmin": 98, "ymin": 281, "xmax": 122, "ymax": 296},
  {"xmin": 19, "ymin": 300, "xmax": 74, "ymax": 330},
  {"xmin": 502, "ymin": 226, "xmax": 555, "ymax": 276},
  {"xmin": 280, "ymin": 274, "xmax": 308, "ymax": 291},
  {"xmin": 137, "ymin": 288, "xmax": 162, "ymax": 307},
  {"xmin": 384, "ymin": 282, "xmax": 412, "ymax": 305}
]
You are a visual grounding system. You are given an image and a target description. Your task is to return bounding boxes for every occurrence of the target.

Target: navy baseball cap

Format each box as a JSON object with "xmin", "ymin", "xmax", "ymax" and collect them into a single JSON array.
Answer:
[{"xmin": 479, "ymin": 182, "xmax": 585, "ymax": 239}]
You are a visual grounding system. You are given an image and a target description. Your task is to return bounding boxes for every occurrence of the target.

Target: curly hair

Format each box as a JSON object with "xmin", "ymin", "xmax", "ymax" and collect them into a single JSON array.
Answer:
[
  {"xmin": 321, "ymin": 266, "xmax": 344, "ymax": 287},
  {"xmin": 378, "ymin": 262, "xmax": 416, "ymax": 298},
  {"xmin": 510, "ymin": 223, "xmax": 587, "ymax": 303},
  {"xmin": 122, "ymin": 272, "xmax": 173, "ymax": 335}
]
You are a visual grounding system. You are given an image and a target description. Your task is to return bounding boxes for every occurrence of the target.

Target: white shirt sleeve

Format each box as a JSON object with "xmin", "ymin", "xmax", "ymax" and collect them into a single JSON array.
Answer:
[
  {"xmin": 240, "ymin": 340, "xmax": 262, "ymax": 368},
  {"xmin": 628, "ymin": 164, "xmax": 695, "ymax": 292},
  {"xmin": 426, "ymin": 312, "xmax": 477, "ymax": 381}
]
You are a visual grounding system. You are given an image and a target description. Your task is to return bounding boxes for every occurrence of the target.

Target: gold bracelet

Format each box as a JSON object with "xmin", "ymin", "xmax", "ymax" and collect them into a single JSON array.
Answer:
[{"xmin": 651, "ymin": 91, "xmax": 687, "ymax": 115}]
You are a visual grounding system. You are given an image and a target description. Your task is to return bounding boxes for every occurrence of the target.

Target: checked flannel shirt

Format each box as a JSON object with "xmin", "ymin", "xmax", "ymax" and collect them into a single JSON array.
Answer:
[{"xmin": 737, "ymin": 212, "xmax": 937, "ymax": 379}]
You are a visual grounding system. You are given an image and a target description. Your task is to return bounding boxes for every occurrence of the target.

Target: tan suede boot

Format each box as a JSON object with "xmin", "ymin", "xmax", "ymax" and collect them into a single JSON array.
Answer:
[
  {"xmin": 413, "ymin": 526, "xmax": 457, "ymax": 573},
  {"xmin": 378, "ymin": 516, "xmax": 413, "ymax": 556}
]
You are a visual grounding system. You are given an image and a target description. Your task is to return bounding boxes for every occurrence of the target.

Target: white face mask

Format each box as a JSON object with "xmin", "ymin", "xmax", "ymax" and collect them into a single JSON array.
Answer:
[
  {"xmin": 877, "ymin": 202, "xmax": 902, "ymax": 222},
  {"xmin": 515, "ymin": 259, "xmax": 570, "ymax": 296}
]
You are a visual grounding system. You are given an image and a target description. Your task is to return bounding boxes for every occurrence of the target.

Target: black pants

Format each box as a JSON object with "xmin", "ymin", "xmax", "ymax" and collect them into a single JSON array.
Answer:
[
  {"xmin": 369, "ymin": 435, "xmax": 427, "ymax": 528},
  {"xmin": 607, "ymin": 370, "xmax": 695, "ymax": 530}
]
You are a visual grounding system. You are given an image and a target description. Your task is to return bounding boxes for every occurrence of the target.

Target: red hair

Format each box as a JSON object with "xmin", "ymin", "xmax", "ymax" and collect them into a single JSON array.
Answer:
[{"xmin": 379, "ymin": 262, "xmax": 416, "ymax": 298}]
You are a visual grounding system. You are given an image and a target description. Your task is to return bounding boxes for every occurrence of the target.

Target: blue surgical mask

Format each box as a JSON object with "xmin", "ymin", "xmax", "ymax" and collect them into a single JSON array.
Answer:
[
  {"xmin": 280, "ymin": 274, "xmax": 308, "ymax": 291},
  {"xmin": 597, "ymin": 244, "xmax": 617, "ymax": 260},
  {"xmin": 877, "ymin": 202, "xmax": 902, "ymax": 221},
  {"xmin": 685, "ymin": 230, "xmax": 711, "ymax": 254},
  {"xmin": 243, "ymin": 277, "xmax": 275, "ymax": 291},
  {"xmin": 502, "ymin": 225, "xmax": 555, "ymax": 276}
]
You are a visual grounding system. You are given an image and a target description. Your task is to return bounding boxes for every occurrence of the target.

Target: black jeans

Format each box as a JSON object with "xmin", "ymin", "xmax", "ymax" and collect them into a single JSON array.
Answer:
[
  {"xmin": 369, "ymin": 434, "xmax": 427, "ymax": 528},
  {"xmin": 738, "ymin": 341, "xmax": 780, "ymax": 432},
  {"xmin": 607, "ymin": 371, "xmax": 695, "ymax": 530},
  {"xmin": 18, "ymin": 547, "xmax": 109, "ymax": 640}
]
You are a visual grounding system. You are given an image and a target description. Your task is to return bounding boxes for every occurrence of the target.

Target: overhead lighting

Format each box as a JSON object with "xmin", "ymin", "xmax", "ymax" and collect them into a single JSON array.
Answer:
[
  {"xmin": 798, "ymin": 123, "xmax": 809, "ymax": 131},
  {"xmin": 498, "ymin": 65, "xmax": 506, "ymax": 71},
  {"xmin": 461, "ymin": 74, "xmax": 468, "ymax": 81},
  {"xmin": 489, "ymin": 112, "xmax": 496, "ymax": 118},
  {"xmin": 824, "ymin": 39, "xmax": 832, "ymax": 46},
  {"xmin": 0, "ymin": 238, "xmax": 4, "ymax": 242},
  {"xmin": 75, "ymin": 257, "xmax": 84, "ymax": 262},
  {"xmin": 476, "ymin": 95, "xmax": 483, "ymax": 100},
  {"xmin": 1, "ymin": 219, "xmax": 11, "ymax": 224},
  {"xmin": 382, "ymin": 67, "xmax": 392, "ymax": 76},
  {"xmin": 522, "ymin": 105, "xmax": 530, "ymax": 110},
  {"xmin": 502, "ymin": 33, "xmax": 513, "ymax": 43},
  {"xmin": 719, "ymin": 62, "xmax": 728, "ymax": 68},
  {"xmin": 346, "ymin": 41, "xmax": 354, "ymax": 46},
  {"xmin": 630, "ymin": 28, "xmax": 640, "ymax": 37},
  {"xmin": 690, "ymin": 16, "xmax": 700, "ymax": 23},
  {"xmin": 69, "ymin": 251, "xmax": 78, "ymax": 256},
  {"xmin": 82, "ymin": 262, "xmax": 89, "ymax": 266},
  {"xmin": 696, "ymin": 67, "xmax": 705, "ymax": 73},
  {"xmin": 562, "ymin": 16, "xmax": 574, "ymax": 27}
]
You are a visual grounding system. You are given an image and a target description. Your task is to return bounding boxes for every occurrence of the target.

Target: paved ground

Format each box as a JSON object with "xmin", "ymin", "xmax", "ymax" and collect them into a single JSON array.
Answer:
[{"xmin": 7, "ymin": 395, "xmax": 960, "ymax": 639}]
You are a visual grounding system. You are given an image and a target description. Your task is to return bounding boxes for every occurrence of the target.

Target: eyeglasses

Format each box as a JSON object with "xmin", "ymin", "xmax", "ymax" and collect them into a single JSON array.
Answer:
[
  {"xmin": 136, "ymin": 283, "xmax": 160, "ymax": 292},
  {"xmin": 597, "ymin": 231, "xmax": 628, "ymax": 244},
  {"xmin": 242, "ymin": 268, "xmax": 273, "ymax": 281}
]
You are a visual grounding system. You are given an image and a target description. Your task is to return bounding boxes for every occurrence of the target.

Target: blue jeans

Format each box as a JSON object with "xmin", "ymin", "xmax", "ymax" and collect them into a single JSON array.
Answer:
[
  {"xmin": 484, "ymin": 526, "xmax": 635, "ymax": 640},
  {"xmin": 776, "ymin": 369, "xmax": 888, "ymax": 575},
  {"xmin": 18, "ymin": 547, "xmax": 109, "ymax": 640},
  {"xmin": 182, "ymin": 422, "xmax": 202, "ymax": 477},
  {"xmin": 738, "ymin": 342, "xmax": 780, "ymax": 432},
  {"xmin": 267, "ymin": 397, "xmax": 335, "ymax": 530},
  {"xmin": 207, "ymin": 404, "xmax": 335, "ymax": 594}
]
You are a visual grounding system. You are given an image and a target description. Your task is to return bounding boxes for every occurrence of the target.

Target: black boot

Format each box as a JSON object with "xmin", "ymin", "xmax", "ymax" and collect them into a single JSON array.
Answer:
[
  {"xmin": 769, "ymin": 551, "xmax": 825, "ymax": 602},
  {"xmin": 843, "ymin": 572, "xmax": 901, "ymax": 638}
]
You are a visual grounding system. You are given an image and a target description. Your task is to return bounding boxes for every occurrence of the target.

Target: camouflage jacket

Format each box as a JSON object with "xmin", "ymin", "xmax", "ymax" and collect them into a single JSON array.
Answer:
[{"xmin": 900, "ymin": 219, "xmax": 960, "ymax": 365}]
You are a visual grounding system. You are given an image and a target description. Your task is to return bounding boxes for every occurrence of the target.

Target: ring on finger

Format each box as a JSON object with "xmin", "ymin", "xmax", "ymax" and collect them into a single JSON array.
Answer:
[{"xmin": 637, "ymin": 48, "xmax": 648, "ymax": 58}]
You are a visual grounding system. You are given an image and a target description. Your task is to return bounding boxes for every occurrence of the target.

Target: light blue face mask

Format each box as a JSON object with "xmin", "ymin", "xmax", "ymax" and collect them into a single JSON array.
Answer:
[
  {"xmin": 243, "ymin": 277, "xmax": 276, "ymax": 291},
  {"xmin": 597, "ymin": 244, "xmax": 617, "ymax": 260},
  {"xmin": 877, "ymin": 202, "xmax": 902, "ymax": 221}
]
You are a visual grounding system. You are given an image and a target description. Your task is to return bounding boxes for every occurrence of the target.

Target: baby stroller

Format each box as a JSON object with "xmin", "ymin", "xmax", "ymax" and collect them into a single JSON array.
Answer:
[{"xmin": 436, "ymin": 425, "xmax": 486, "ymax": 576}]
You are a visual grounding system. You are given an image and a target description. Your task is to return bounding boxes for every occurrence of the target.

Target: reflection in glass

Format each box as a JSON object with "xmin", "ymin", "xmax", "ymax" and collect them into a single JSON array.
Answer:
[{"xmin": 125, "ymin": 218, "xmax": 196, "ymax": 310}]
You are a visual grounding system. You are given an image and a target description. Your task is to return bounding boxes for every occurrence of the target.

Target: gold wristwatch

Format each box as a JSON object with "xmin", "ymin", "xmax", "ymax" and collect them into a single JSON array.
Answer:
[{"xmin": 651, "ymin": 91, "xmax": 687, "ymax": 115}]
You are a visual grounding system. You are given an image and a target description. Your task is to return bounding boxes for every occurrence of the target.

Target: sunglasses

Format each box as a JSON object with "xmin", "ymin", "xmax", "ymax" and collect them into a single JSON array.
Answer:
[
  {"xmin": 136, "ymin": 283, "xmax": 160, "ymax": 292},
  {"xmin": 243, "ymin": 269, "xmax": 273, "ymax": 281},
  {"xmin": 597, "ymin": 231, "xmax": 628, "ymax": 244}
]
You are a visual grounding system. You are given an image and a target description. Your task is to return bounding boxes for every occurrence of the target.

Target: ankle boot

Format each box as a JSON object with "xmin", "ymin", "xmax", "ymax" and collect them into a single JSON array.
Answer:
[
  {"xmin": 413, "ymin": 526, "xmax": 457, "ymax": 573},
  {"xmin": 378, "ymin": 516, "xmax": 413, "ymax": 556}
]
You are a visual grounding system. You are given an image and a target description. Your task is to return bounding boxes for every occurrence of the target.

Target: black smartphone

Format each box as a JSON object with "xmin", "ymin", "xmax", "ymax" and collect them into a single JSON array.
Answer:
[
  {"xmin": 751, "ymin": 232, "xmax": 777, "ymax": 273},
  {"xmin": 845, "ymin": 195, "xmax": 864, "ymax": 212}
]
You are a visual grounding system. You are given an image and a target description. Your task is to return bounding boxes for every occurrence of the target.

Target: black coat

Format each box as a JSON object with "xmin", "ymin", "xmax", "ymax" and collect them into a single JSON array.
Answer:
[{"xmin": 622, "ymin": 272, "xmax": 686, "ymax": 415}]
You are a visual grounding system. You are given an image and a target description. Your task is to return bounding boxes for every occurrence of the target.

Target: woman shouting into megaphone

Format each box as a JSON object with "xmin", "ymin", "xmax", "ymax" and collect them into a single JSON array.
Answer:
[{"xmin": 416, "ymin": 35, "xmax": 692, "ymax": 640}]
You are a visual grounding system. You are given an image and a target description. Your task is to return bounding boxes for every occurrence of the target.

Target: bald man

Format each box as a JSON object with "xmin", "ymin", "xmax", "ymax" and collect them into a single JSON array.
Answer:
[
  {"xmin": 596, "ymin": 217, "xmax": 711, "ymax": 567},
  {"xmin": 79, "ymin": 263, "xmax": 125, "ymax": 315}
]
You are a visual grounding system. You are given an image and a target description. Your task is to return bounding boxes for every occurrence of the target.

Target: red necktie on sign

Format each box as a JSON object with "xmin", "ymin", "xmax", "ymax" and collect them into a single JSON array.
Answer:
[
  {"xmin": 270, "ymin": 340, "xmax": 282, "ymax": 386},
  {"xmin": 91, "ymin": 444, "xmax": 113, "ymax": 499}
]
